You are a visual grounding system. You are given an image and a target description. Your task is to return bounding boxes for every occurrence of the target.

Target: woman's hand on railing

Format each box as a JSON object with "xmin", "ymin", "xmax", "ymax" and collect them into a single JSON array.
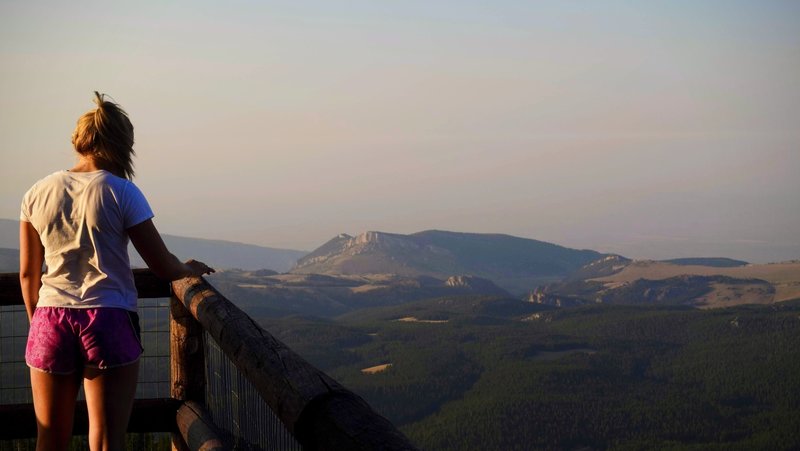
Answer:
[{"xmin": 184, "ymin": 259, "xmax": 215, "ymax": 277}]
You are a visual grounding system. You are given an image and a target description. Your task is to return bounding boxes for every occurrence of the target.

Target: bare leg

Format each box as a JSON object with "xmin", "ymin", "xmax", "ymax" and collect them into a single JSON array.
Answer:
[
  {"xmin": 83, "ymin": 361, "xmax": 139, "ymax": 451},
  {"xmin": 30, "ymin": 368, "xmax": 81, "ymax": 450}
]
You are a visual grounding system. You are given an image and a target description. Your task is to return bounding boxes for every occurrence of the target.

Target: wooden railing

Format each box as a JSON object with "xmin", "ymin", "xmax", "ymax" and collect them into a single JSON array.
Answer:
[{"xmin": 0, "ymin": 270, "xmax": 418, "ymax": 450}]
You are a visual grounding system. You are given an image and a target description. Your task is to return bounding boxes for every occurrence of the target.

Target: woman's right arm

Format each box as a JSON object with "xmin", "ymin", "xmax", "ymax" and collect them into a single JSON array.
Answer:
[
  {"xmin": 128, "ymin": 219, "xmax": 214, "ymax": 281},
  {"xmin": 19, "ymin": 221, "xmax": 44, "ymax": 322}
]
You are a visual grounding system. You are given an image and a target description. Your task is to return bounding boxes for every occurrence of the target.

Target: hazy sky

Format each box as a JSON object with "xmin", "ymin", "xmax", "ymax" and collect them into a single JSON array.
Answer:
[{"xmin": 1, "ymin": 1, "xmax": 798, "ymax": 262}]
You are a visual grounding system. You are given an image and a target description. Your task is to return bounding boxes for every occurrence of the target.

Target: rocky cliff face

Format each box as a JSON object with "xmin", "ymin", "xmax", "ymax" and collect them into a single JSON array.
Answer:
[
  {"xmin": 293, "ymin": 231, "xmax": 437, "ymax": 276},
  {"xmin": 445, "ymin": 275, "xmax": 508, "ymax": 295},
  {"xmin": 566, "ymin": 255, "xmax": 632, "ymax": 281},
  {"xmin": 294, "ymin": 233, "xmax": 354, "ymax": 268},
  {"xmin": 295, "ymin": 232, "xmax": 430, "ymax": 264},
  {"xmin": 526, "ymin": 290, "xmax": 587, "ymax": 308}
]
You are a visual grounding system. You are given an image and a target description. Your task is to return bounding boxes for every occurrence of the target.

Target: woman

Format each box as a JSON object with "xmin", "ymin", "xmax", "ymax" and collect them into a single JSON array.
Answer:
[{"xmin": 19, "ymin": 92, "xmax": 214, "ymax": 450}]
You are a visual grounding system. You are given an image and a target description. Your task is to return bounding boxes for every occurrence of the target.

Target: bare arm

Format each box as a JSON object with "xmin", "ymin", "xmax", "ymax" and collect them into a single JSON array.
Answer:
[
  {"xmin": 20, "ymin": 221, "xmax": 44, "ymax": 322},
  {"xmin": 128, "ymin": 219, "xmax": 214, "ymax": 281}
]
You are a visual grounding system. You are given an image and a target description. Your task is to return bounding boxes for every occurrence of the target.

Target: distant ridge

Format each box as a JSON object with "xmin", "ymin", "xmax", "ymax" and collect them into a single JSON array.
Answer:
[
  {"xmin": 131, "ymin": 234, "xmax": 307, "ymax": 273},
  {"xmin": 292, "ymin": 230, "xmax": 605, "ymax": 295},
  {"xmin": 662, "ymin": 257, "xmax": 748, "ymax": 267},
  {"xmin": 0, "ymin": 218, "xmax": 306, "ymax": 273},
  {"xmin": 531, "ymin": 258, "xmax": 800, "ymax": 308}
]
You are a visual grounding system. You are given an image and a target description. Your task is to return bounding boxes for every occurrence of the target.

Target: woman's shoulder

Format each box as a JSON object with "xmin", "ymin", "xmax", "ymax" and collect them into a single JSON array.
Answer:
[
  {"xmin": 39, "ymin": 170, "xmax": 70, "ymax": 182},
  {"xmin": 92, "ymin": 170, "xmax": 127, "ymax": 184},
  {"xmin": 93, "ymin": 171, "xmax": 145, "ymax": 193},
  {"xmin": 91, "ymin": 171, "xmax": 149, "ymax": 202},
  {"xmin": 24, "ymin": 170, "xmax": 69, "ymax": 193}
]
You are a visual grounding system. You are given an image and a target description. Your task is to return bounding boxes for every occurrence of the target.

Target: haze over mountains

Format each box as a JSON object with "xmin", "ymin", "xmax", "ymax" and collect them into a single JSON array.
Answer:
[{"xmin": 0, "ymin": 218, "xmax": 306, "ymax": 273}]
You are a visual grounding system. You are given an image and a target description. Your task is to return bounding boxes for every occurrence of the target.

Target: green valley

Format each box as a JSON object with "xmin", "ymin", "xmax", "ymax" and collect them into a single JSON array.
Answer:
[{"xmin": 259, "ymin": 297, "xmax": 800, "ymax": 450}]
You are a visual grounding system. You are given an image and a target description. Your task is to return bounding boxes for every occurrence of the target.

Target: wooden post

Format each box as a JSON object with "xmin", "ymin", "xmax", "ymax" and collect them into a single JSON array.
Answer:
[{"xmin": 170, "ymin": 293, "xmax": 206, "ymax": 450}]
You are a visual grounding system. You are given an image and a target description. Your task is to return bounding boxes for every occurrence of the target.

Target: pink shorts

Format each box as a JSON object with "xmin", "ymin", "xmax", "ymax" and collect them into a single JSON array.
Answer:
[{"xmin": 26, "ymin": 307, "xmax": 143, "ymax": 374}]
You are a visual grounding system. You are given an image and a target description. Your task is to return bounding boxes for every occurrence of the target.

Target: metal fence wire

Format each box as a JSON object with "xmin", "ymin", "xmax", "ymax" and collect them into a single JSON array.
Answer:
[
  {"xmin": 0, "ymin": 298, "xmax": 171, "ymax": 404},
  {"xmin": 204, "ymin": 331, "xmax": 302, "ymax": 451},
  {"xmin": 0, "ymin": 298, "xmax": 172, "ymax": 450},
  {"xmin": 0, "ymin": 305, "xmax": 29, "ymax": 404},
  {"xmin": 136, "ymin": 298, "xmax": 171, "ymax": 399}
]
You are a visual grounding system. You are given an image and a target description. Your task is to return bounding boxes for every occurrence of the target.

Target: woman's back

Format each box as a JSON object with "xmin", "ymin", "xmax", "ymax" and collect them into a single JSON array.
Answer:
[{"xmin": 21, "ymin": 169, "xmax": 153, "ymax": 310}]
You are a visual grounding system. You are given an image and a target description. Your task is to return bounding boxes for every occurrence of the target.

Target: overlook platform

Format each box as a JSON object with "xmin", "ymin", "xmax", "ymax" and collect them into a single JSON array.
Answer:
[{"xmin": 0, "ymin": 270, "xmax": 417, "ymax": 450}]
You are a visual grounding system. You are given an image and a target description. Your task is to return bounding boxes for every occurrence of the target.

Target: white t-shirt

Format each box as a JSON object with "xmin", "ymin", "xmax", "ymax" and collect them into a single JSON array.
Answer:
[{"xmin": 20, "ymin": 170, "xmax": 154, "ymax": 311}]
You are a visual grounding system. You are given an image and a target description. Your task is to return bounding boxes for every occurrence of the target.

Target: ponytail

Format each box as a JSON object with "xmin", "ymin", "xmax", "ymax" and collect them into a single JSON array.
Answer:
[{"xmin": 72, "ymin": 92, "xmax": 136, "ymax": 179}]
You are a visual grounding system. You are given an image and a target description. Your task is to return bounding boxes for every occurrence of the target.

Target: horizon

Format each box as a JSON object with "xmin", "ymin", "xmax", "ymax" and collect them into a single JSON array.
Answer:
[
  {"xmin": 1, "ymin": 1, "xmax": 798, "ymax": 264},
  {"xmin": 0, "ymin": 216, "xmax": 795, "ymax": 265}
]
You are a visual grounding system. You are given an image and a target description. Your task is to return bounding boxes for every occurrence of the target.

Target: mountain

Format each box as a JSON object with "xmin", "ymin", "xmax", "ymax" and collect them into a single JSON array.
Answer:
[
  {"xmin": 0, "ymin": 218, "xmax": 306, "ymax": 273},
  {"xmin": 292, "ymin": 230, "xmax": 605, "ymax": 295},
  {"xmin": 662, "ymin": 257, "xmax": 749, "ymax": 267},
  {"xmin": 530, "ymin": 258, "xmax": 800, "ymax": 308}
]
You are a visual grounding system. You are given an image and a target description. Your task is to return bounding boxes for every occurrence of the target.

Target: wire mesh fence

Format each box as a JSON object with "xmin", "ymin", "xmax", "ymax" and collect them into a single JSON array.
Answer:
[
  {"xmin": 0, "ymin": 305, "xmax": 29, "ymax": 404},
  {"xmin": 0, "ymin": 298, "xmax": 171, "ymax": 404},
  {"xmin": 2, "ymin": 294, "xmax": 305, "ymax": 450},
  {"xmin": 136, "ymin": 297, "xmax": 171, "ymax": 399},
  {"xmin": 204, "ymin": 331, "xmax": 302, "ymax": 451},
  {"xmin": 0, "ymin": 298, "xmax": 172, "ymax": 450}
]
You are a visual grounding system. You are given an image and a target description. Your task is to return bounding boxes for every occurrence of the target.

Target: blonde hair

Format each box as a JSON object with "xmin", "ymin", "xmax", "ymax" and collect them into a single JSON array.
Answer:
[{"xmin": 72, "ymin": 92, "xmax": 136, "ymax": 179}]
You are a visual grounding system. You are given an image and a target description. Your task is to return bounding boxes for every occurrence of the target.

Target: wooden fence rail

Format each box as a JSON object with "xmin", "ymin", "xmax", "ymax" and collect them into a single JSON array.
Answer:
[
  {"xmin": 0, "ymin": 269, "xmax": 170, "ymax": 306},
  {"xmin": 171, "ymin": 276, "xmax": 418, "ymax": 451}
]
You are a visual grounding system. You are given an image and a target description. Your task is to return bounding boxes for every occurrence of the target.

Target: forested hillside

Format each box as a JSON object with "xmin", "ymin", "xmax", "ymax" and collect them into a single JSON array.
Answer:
[{"xmin": 261, "ymin": 298, "xmax": 800, "ymax": 450}]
